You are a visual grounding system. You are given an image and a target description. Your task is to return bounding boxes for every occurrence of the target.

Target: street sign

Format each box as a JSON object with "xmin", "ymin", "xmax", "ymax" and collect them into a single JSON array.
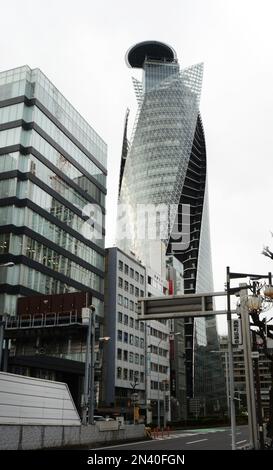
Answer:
[
  {"xmin": 138, "ymin": 293, "xmax": 213, "ymax": 315},
  {"xmin": 137, "ymin": 291, "xmax": 237, "ymax": 321},
  {"xmin": 231, "ymin": 318, "xmax": 242, "ymax": 345}
]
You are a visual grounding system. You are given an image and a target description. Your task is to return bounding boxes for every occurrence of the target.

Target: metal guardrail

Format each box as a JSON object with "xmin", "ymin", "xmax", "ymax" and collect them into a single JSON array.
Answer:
[{"xmin": 2, "ymin": 311, "xmax": 83, "ymax": 330}]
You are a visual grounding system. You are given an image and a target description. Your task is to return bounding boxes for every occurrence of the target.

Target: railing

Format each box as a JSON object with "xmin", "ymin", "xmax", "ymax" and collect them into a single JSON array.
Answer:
[{"xmin": 3, "ymin": 311, "xmax": 83, "ymax": 330}]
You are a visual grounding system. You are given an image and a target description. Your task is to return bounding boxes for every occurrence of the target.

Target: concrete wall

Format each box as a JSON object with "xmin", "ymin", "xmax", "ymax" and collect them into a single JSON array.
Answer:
[
  {"xmin": 0, "ymin": 424, "xmax": 145, "ymax": 450},
  {"xmin": 0, "ymin": 372, "xmax": 81, "ymax": 426}
]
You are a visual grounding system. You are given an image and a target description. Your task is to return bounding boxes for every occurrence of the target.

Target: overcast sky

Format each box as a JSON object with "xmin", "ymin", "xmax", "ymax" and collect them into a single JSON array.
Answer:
[{"xmin": 2, "ymin": 0, "xmax": 273, "ymax": 334}]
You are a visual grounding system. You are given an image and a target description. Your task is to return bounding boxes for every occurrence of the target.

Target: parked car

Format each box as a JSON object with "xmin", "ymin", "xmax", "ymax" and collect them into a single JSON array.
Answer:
[{"xmin": 93, "ymin": 415, "xmax": 106, "ymax": 422}]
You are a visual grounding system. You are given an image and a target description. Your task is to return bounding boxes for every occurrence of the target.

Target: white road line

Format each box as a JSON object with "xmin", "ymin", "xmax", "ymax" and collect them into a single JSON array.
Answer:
[
  {"xmin": 91, "ymin": 428, "xmax": 244, "ymax": 449},
  {"xmin": 90, "ymin": 439, "xmax": 152, "ymax": 450},
  {"xmin": 186, "ymin": 439, "xmax": 208, "ymax": 445},
  {"xmin": 154, "ymin": 433, "xmax": 200, "ymax": 440},
  {"xmin": 236, "ymin": 440, "xmax": 247, "ymax": 445}
]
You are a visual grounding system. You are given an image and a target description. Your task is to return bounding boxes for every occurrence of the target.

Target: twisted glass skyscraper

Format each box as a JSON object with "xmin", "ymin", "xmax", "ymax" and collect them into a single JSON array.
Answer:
[
  {"xmin": 118, "ymin": 41, "xmax": 225, "ymax": 416},
  {"xmin": 118, "ymin": 42, "xmax": 204, "ymax": 270}
]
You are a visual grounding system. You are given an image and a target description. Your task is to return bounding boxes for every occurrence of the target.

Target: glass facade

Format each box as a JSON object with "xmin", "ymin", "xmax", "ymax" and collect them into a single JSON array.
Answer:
[
  {"xmin": 0, "ymin": 125, "xmax": 106, "ymax": 185},
  {"xmin": 0, "ymin": 206, "xmax": 104, "ymax": 265},
  {"xmin": 118, "ymin": 42, "xmax": 224, "ymax": 417},
  {"xmin": 0, "ymin": 150, "xmax": 105, "ymax": 206},
  {"xmin": 0, "ymin": 66, "xmax": 107, "ymax": 167},
  {"xmin": 118, "ymin": 57, "xmax": 203, "ymax": 267},
  {"xmin": 2, "ymin": 233, "xmax": 103, "ymax": 292},
  {"xmin": 0, "ymin": 65, "xmax": 107, "ymax": 316}
]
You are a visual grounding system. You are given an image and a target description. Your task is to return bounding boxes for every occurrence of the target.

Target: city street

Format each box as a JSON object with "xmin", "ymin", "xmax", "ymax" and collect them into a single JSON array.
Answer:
[{"xmin": 91, "ymin": 426, "xmax": 250, "ymax": 451}]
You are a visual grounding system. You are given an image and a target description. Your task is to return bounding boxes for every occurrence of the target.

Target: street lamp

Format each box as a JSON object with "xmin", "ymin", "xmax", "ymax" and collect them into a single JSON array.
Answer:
[
  {"xmin": 82, "ymin": 305, "xmax": 96, "ymax": 425},
  {"xmin": 247, "ymin": 295, "xmax": 263, "ymax": 312},
  {"xmin": 99, "ymin": 336, "xmax": 110, "ymax": 342}
]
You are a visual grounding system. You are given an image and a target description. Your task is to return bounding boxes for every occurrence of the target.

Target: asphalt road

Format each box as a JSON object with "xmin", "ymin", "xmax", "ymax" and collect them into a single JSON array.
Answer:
[{"xmin": 91, "ymin": 425, "xmax": 250, "ymax": 450}]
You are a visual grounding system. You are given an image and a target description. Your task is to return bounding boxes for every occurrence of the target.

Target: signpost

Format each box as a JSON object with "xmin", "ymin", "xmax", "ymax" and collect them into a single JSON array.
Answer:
[
  {"xmin": 138, "ymin": 291, "xmax": 232, "ymax": 320},
  {"xmin": 138, "ymin": 290, "xmax": 237, "ymax": 447},
  {"xmin": 137, "ymin": 273, "xmax": 271, "ymax": 451}
]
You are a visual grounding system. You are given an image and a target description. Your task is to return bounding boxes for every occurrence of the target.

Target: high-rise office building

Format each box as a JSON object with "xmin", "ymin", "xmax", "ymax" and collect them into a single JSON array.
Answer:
[
  {"xmin": 118, "ymin": 41, "xmax": 225, "ymax": 416},
  {"xmin": 0, "ymin": 66, "xmax": 107, "ymax": 318},
  {"xmin": 0, "ymin": 66, "xmax": 107, "ymax": 411},
  {"xmin": 103, "ymin": 247, "xmax": 171, "ymax": 425}
]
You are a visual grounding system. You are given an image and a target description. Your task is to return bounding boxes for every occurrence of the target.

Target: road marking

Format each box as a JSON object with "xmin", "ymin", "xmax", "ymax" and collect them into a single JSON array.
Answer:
[
  {"xmin": 91, "ymin": 427, "xmax": 246, "ymax": 449},
  {"xmin": 153, "ymin": 432, "xmax": 202, "ymax": 440},
  {"xmin": 236, "ymin": 440, "xmax": 247, "ymax": 445},
  {"xmin": 90, "ymin": 439, "xmax": 152, "ymax": 450},
  {"xmin": 186, "ymin": 439, "xmax": 208, "ymax": 445}
]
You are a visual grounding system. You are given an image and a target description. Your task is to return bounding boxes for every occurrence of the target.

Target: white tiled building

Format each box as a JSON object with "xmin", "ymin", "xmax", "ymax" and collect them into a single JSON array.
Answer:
[{"xmin": 103, "ymin": 247, "xmax": 170, "ymax": 424}]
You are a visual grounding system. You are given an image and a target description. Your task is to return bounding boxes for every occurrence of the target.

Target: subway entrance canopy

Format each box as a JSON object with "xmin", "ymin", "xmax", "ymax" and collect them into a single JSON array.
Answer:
[{"xmin": 137, "ymin": 291, "xmax": 233, "ymax": 321}]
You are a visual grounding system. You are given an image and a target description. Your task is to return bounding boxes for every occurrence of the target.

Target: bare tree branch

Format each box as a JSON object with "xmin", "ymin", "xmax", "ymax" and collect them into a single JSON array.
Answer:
[{"xmin": 262, "ymin": 246, "xmax": 273, "ymax": 260}]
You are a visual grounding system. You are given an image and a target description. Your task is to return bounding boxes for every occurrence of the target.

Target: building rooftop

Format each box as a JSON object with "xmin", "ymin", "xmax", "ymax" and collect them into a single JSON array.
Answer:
[{"xmin": 126, "ymin": 40, "xmax": 177, "ymax": 69}]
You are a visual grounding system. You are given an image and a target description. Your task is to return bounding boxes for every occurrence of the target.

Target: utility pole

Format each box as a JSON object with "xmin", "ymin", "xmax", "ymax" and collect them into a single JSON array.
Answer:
[
  {"xmin": 82, "ymin": 305, "xmax": 96, "ymax": 425},
  {"xmin": 145, "ymin": 324, "xmax": 151, "ymax": 424},
  {"xmin": 163, "ymin": 380, "xmax": 168, "ymax": 429},
  {"xmin": 252, "ymin": 329, "xmax": 264, "ymax": 449},
  {"xmin": 0, "ymin": 318, "xmax": 5, "ymax": 371},
  {"xmin": 239, "ymin": 284, "xmax": 259, "ymax": 449},
  {"xmin": 157, "ymin": 338, "xmax": 163, "ymax": 429},
  {"xmin": 226, "ymin": 267, "xmax": 237, "ymax": 450},
  {"xmin": 224, "ymin": 352, "xmax": 230, "ymax": 417},
  {"xmin": 130, "ymin": 375, "xmax": 139, "ymax": 425},
  {"xmin": 89, "ymin": 307, "xmax": 95, "ymax": 425},
  {"xmin": 82, "ymin": 308, "xmax": 91, "ymax": 425}
]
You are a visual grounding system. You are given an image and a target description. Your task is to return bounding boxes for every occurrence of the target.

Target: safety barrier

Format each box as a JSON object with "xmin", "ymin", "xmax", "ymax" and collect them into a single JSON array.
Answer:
[{"xmin": 151, "ymin": 426, "xmax": 171, "ymax": 439}]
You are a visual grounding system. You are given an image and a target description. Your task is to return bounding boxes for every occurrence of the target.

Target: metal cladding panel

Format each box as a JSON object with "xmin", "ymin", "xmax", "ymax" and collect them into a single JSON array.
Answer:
[
  {"xmin": 17, "ymin": 292, "xmax": 90, "ymax": 316},
  {"xmin": 0, "ymin": 372, "xmax": 81, "ymax": 425}
]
